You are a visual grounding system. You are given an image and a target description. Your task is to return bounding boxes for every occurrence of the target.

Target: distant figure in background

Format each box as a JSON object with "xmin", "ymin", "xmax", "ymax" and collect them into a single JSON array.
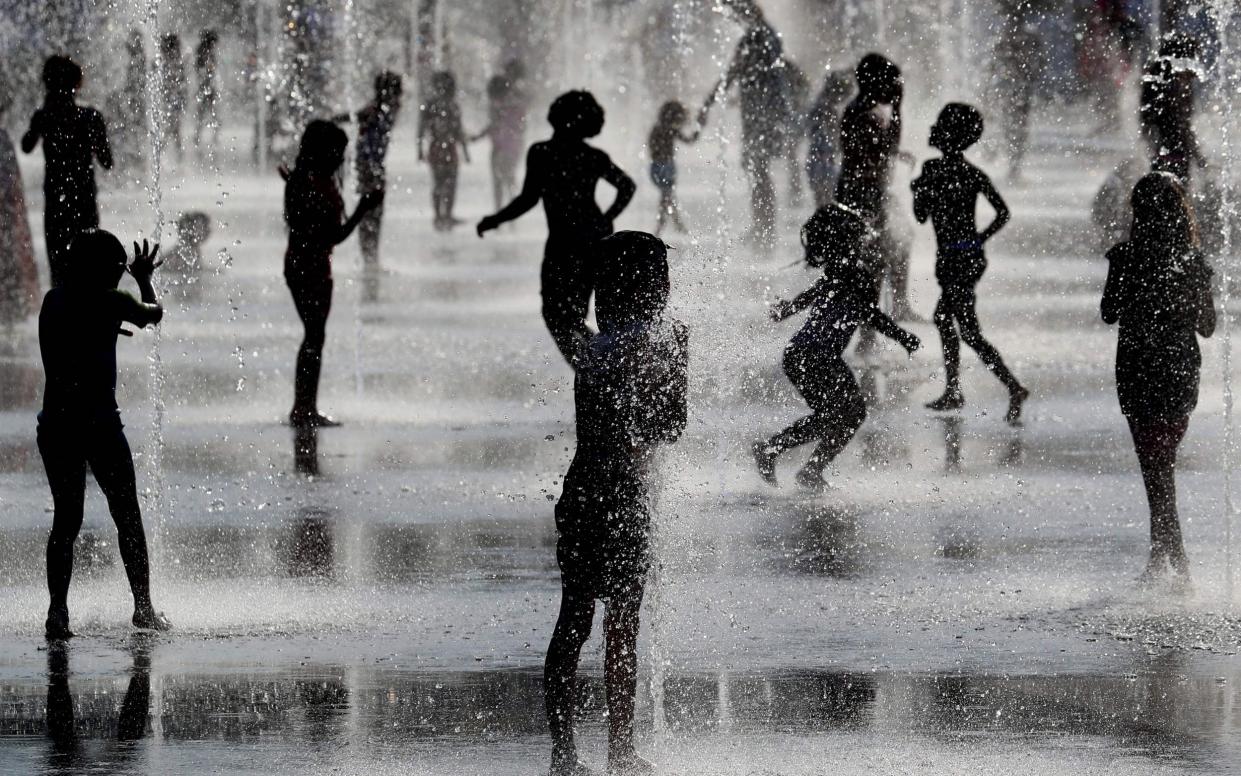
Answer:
[
  {"xmin": 282, "ymin": 121, "xmax": 383, "ymax": 427},
  {"xmin": 1139, "ymin": 32, "xmax": 1204, "ymax": 184},
  {"xmin": 163, "ymin": 211, "xmax": 211, "ymax": 303},
  {"xmin": 781, "ymin": 59, "xmax": 811, "ymax": 208},
  {"xmin": 1102, "ymin": 172, "xmax": 1215, "ymax": 583},
  {"xmin": 753, "ymin": 204, "xmax": 919, "ymax": 491},
  {"xmin": 913, "ymin": 103, "xmax": 1027, "ymax": 424},
  {"xmin": 22, "ymin": 56, "xmax": 113, "ymax": 287},
  {"xmin": 646, "ymin": 99, "xmax": 699, "ymax": 236},
  {"xmin": 117, "ymin": 31, "xmax": 149, "ymax": 178},
  {"xmin": 477, "ymin": 91, "xmax": 636, "ymax": 367},
  {"xmin": 0, "ymin": 91, "xmax": 39, "ymax": 324},
  {"xmin": 38, "ymin": 233, "xmax": 171, "ymax": 639},
  {"xmin": 545, "ymin": 232, "xmax": 687, "ymax": 776},
  {"xmin": 418, "ymin": 71, "xmax": 470, "ymax": 231},
  {"xmin": 804, "ymin": 70, "xmax": 852, "ymax": 209},
  {"xmin": 473, "ymin": 59, "xmax": 528, "ymax": 210},
  {"xmin": 699, "ymin": 0, "xmax": 791, "ymax": 248},
  {"xmin": 355, "ymin": 71, "xmax": 403, "ymax": 268},
  {"xmin": 157, "ymin": 33, "xmax": 186, "ymax": 162},
  {"xmin": 193, "ymin": 29, "xmax": 221, "ymax": 161},
  {"xmin": 836, "ymin": 53, "xmax": 914, "ymax": 321},
  {"xmin": 992, "ymin": 14, "xmax": 1042, "ymax": 182},
  {"xmin": 1092, "ymin": 157, "xmax": 1143, "ymax": 250}
]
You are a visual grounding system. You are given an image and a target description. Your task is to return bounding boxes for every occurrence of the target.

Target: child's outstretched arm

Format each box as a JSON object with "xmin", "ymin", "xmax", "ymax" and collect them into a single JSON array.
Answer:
[
  {"xmin": 1100, "ymin": 250, "xmax": 1127, "ymax": 325},
  {"xmin": 20, "ymin": 111, "xmax": 42, "ymax": 154},
  {"xmin": 770, "ymin": 278, "xmax": 829, "ymax": 321},
  {"xmin": 335, "ymin": 191, "xmax": 384, "ymax": 245},
  {"xmin": 910, "ymin": 167, "xmax": 930, "ymax": 224},
  {"xmin": 977, "ymin": 174, "xmax": 1010, "ymax": 243},
  {"xmin": 91, "ymin": 111, "xmax": 113, "ymax": 171},
  {"xmin": 468, "ymin": 123, "xmax": 493, "ymax": 143},
  {"xmin": 125, "ymin": 240, "xmax": 165, "ymax": 327},
  {"xmin": 478, "ymin": 146, "xmax": 543, "ymax": 235},
  {"xmin": 600, "ymin": 158, "xmax": 636, "ymax": 224},
  {"xmin": 862, "ymin": 299, "xmax": 920, "ymax": 353}
]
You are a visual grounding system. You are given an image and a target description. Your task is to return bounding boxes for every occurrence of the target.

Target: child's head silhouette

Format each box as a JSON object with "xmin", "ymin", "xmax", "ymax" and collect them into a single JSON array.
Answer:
[
  {"xmin": 1130, "ymin": 172, "xmax": 1198, "ymax": 252},
  {"xmin": 42, "ymin": 56, "xmax": 82, "ymax": 96},
  {"xmin": 930, "ymin": 103, "xmax": 983, "ymax": 153},
  {"xmin": 657, "ymin": 100, "xmax": 687, "ymax": 128},
  {"xmin": 375, "ymin": 71, "xmax": 403, "ymax": 104},
  {"xmin": 548, "ymin": 90, "xmax": 604, "ymax": 138},
  {"xmin": 431, "ymin": 71, "xmax": 456, "ymax": 99},
  {"xmin": 855, "ymin": 53, "xmax": 900, "ymax": 102},
  {"xmin": 800, "ymin": 203, "xmax": 872, "ymax": 272},
  {"xmin": 67, "ymin": 230, "xmax": 128, "ymax": 289},
  {"xmin": 295, "ymin": 119, "xmax": 348, "ymax": 175},
  {"xmin": 177, "ymin": 212, "xmax": 211, "ymax": 247},
  {"xmin": 594, "ymin": 231, "xmax": 670, "ymax": 333}
]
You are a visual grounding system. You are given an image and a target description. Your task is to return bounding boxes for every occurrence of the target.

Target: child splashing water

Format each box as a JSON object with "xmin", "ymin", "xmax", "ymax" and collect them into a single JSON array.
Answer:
[
  {"xmin": 912, "ymin": 103, "xmax": 1028, "ymax": 425},
  {"xmin": 752, "ymin": 204, "xmax": 919, "ymax": 491},
  {"xmin": 544, "ymin": 231, "xmax": 687, "ymax": 776}
]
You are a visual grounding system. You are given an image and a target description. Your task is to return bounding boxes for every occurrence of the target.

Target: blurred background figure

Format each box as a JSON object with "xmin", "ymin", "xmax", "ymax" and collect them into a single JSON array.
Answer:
[
  {"xmin": 473, "ymin": 59, "xmax": 529, "ymax": 212},
  {"xmin": 0, "ymin": 88, "xmax": 38, "ymax": 325},
  {"xmin": 991, "ymin": 7, "xmax": 1043, "ymax": 183},
  {"xmin": 158, "ymin": 33, "xmax": 187, "ymax": 163},
  {"xmin": 804, "ymin": 70, "xmax": 852, "ymax": 209},
  {"xmin": 194, "ymin": 29, "xmax": 221, "ymax": 163}
]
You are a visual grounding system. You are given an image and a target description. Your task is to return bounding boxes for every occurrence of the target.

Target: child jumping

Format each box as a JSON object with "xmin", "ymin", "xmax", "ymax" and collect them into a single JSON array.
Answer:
[
  {"xmin": 418, "ymin": 71, "xmax": 469, "ymax": 231},
  {"xmin": 22, "ymin": 56, "xmax": 113, "ymax": 287},
  {"xmin": 752, "ymin": 204, "xmax": 919, "ymax": 491},
  {"xmin": 477, "ymin": 90, "xmax": 636, "ymax": 367},
  {"xmin": 38, "ymin": 232, "xmax": 171, "ymax": 638},
  {"xmin": 647, "ymin": 100, "xmax": 698, "ymax": 236},
  {"xmin": 912, "ymin": 103, "xmax": 1028, "ymax": 425},
  {"xmin": 545, "ymin": 230, "xmax": 688, "ymax": 776}
]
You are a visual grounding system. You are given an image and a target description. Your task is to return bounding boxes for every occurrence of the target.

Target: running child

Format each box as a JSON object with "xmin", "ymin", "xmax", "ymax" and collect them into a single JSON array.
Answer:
[
  {"xmin": 752, "ymin": 204, "xmax": 919, "ymax": 491},
  {"xmin": 912, "ymin": 103, "xmax": 1028, "ymax": 424},
  {"xmin": 418, "ymin": 70, "xmax": 469, "ymax": 231},
  {"xmin": 647, "ymin": 100, "xmax": 699, "ymax": 236}
]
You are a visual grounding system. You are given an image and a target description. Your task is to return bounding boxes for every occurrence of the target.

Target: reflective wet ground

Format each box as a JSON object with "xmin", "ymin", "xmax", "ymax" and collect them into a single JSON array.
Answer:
[{"xmin": 1, "ymin": 113, "xmax": 1240, "ymax": 774}]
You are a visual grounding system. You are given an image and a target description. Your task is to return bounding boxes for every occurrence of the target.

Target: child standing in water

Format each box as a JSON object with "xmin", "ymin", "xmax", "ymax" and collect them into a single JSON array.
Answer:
[
  {"xmin": 804, "ymin": 70, "xmax": 852, "ymax": 209},
  {"xmin": 418, "ymin": 71, "xmax": 470, "ymax": 231},
  {"xmin": 752, "ymin": 204, "xmax": 919, "ymax": 491},
  {"xmin": 477, "ymin": 91, "xmax": 636, "ymax": 367},
  {"xmin": 1103, "ymin": 172, "xmax": 1215, "ymax": 582},
  {"xmin": 473, "ymin": 60, "xmax": 528, "ymax": 211},
  {"xmin": 545, "ymin": 231, "xmax": 687, "ymax": 776},
  {"xmin": 38, "ymin": 232, "xmax": 171, "ymax": 638},
  {"xmin": 647, "ymin": 100, "xmax": 698, "ymax": 236},
  {"xmin": 158, "ymin": 34, "xmax": 186, "ymax": 162},
  {"xmin": 912, "ymin": 103, "xmax": 1028, "ymax": 424},
  {"xmin": 22, "ymin": 56, "xmax": 113, "ymax": 287},
  {"xmin": 355, "ymin": 71, "xmax": 403, "ymax": 268},
  {"xmin": 282, "ymin": 121, "xmax": 383, "ymax": 427}
]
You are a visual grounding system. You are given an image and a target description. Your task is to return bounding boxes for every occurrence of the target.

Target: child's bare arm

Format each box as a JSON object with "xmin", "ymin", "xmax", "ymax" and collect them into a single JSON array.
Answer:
[
  {"xmin": 92, "ymin": 112, "xmax": 113, "ymax": 171},
  {"xmin": 20, "ymin": 112, "xmax": 41, "ymax": 153},
  {"xmin": 864, "ymin": 303, "xmax": 920, "ymax": 352},
  {"xmin": 601, "ymin": 159, "xmax": 636, "ymax": 223},
  {"xmin": 478, "ymin": 148, "xmax": 542, "ymax": 234},
  {"xmin": 978, "ymin": 174, "xmax": 1010, "ymax": 243},
  {"xmin": 771, "ymin": 278, "xmax": 828, "ymax": 321}
]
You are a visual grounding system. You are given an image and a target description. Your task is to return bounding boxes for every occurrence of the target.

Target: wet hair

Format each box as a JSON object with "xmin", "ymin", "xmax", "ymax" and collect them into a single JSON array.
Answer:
[
  {"xmin": 431, "ymin": 70, "xmax": 456, "ymax": 98},
  {"xmin": 294, "ymin": 119, "xmax": 348, "ymax": 175},
  {"xmin": 375, "ymin": 70, "xmax": 403, "ymax": 100},
  {"xmin": 177, "ymin": 211, "xmax": 211, "ymax": 245},
  {"xmin": 855, "ymin": 53, "xmax": 900, "ymax": 94},
  {"xmin": 931, "ymin": 102, "xmax": 984, "ymax": 152},
  {"xmin": 547, "ymin": 90, "xmax": 604, "ymax": 138},
  {"xmin": 594, "ymin": 231, "xmax": 670, "ymax": 333},
  {"xmin": 657, "ymin": 100, "xmax": 687, "ymax": 127},
  {"xmin": 800, "ymin": 203, "xmax": 870, "ymax": 270},
  {"xmin": 66, "ymin": 229, "xmax": 128, "ymax": 289},
  {"xmin": 1130, "ymin": 172, "xmax": 1198, "ymax": 254},
  {"xmin": 42, "ymin": 56, "xmax": 83, "ymax": 95}
]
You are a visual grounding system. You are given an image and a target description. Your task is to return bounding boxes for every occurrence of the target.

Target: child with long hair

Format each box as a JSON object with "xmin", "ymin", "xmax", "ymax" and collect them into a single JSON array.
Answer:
[
  {"xmin": 1102, "ymin": 172, "xmax": 1215, "ymax": 581},
  {"xmin": 753, "ymin": 204, "xmax": 919, "ymax": 490}
]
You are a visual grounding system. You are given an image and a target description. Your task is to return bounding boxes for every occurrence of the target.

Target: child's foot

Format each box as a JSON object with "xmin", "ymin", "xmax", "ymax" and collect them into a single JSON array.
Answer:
[
  {"xmin": 794, "ymin": 467, "xmax": 827, "ymax": 492},
  {"xmin": 45, "ymin": 606, "xmax": 74, "ymax": 640},
  {"xmin": 752, "ymin": 441, "xmax": 778, "ymax": 487},
  {"xmin": 925, "ymin": 389, "xmax": 965, "ymax": 412},
  {"xmin": 132, "ymin": 609, "xmax": 173, "ymax": 632},
  {"xmin": 609, "ymin": 750, "xmax": 654, "ymax": 776},
  {"xmin": 289, "ymin": 411, "xmax": 341, "ymax": 428},
  {"xmin": 1006, "ymin": 386, "xmax": 1030, "ymax": 426}
]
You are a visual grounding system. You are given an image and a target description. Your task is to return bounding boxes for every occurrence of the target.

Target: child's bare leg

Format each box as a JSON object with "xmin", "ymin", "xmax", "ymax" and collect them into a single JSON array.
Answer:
[
  {"xmin": 545, "ymin": 587, "xmax": 596, "ymax": 773},
  {"xmin": 605, "ymin": 590, "xmax": 648, "ymax": 773}
]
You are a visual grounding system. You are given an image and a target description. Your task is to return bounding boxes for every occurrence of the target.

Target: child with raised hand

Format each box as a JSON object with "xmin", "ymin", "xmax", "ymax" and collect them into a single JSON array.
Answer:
[
  {"xmin": 477, "ymin": 90, "xmax": 636, "ymax": 368},
  {"xmin": 752, "ymin": 204, "xmax": 919, "ymax": 491},
  {"xmin": 545, "ymin": 231, "xmax": 687, "ymax": 776},
  {"xmin": 647, "ymin": 100, "xmax": 698, "ymax": 236},
  {"xmin": 418, "ymin": 71, "xmax": 470, "ymax": 232},
  {"xmin": 37, "ymin": 231, "xmax": 171, "ymax": 639},
  {"xmin": 912, "ymin": 103, "xmax": 1028, "ymax": 425},
  {"xmin": 22, "ymin": 55, "xmax": 113, "ymax": 286}
]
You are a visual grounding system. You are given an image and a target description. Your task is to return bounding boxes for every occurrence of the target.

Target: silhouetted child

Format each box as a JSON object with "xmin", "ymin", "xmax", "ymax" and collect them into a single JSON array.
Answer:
[
  {"xmin": 355, "ymin": 71, "xmax": 403, "ymax": 267},
  {"xmin": 38, "ymin": 231, "xmax": 171, "ymax": 639},
  {"xmin": 647, "ymin": 100, "xmax": 699, "ymax": 236},
  {"xmin": 992, "ymin": 16, "xmax": 1042, "ymax": 182},
  {"xmin": 472, "ymin": 59, "xmax": 528, "ymax": 211},
  {"xmin": 477, "ymin": 91, "xmax": 636, "ymax": 367},
  {"xmin": 282, "ymin": 120, "xmax": 383, "ymax": 427},
  {"xmin": 164, "ymin": 211, "xmax": 211, "ymax": 302},
  {"xmin": 1103, "ymin": 172, "xmax": 1214, "ymax": 582},
  {"xmin": 804, "ymin": 70, "xmax": 852, "ymax": 209},
  {"xmin": 193, "ymin": 29, "xmax": 221, "ymax": 160},
  {"xmin": 912, "ymin": 103, "xmax": 1027, "ymax": 425},
  {"xmin": 1139, "ymin": 32, "xmax": 1204, "ymax": 184},
  {"xmin": 158, "ymin": 34, "xmax": 186, "ymax": 161},
  {"xmin": 23, "ymin": 56, "xmax": 113, "ymax": 288},
  {"xmin": 546, "ymin": 231, "xmax": 687, "ymax": 776},
  {"xmin": 418, "ymin": 71, "xmax": 469, "ymax": 231},
  {"xmin": 752, "ymin": 204, "xmax": 919, "ymax": 490}
]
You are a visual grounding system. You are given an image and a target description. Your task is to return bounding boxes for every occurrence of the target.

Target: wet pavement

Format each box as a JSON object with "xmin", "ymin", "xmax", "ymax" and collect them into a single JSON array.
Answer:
[{"xmin": 1, "ymin": 110, "xmax": 1241, "ymax": 774}]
